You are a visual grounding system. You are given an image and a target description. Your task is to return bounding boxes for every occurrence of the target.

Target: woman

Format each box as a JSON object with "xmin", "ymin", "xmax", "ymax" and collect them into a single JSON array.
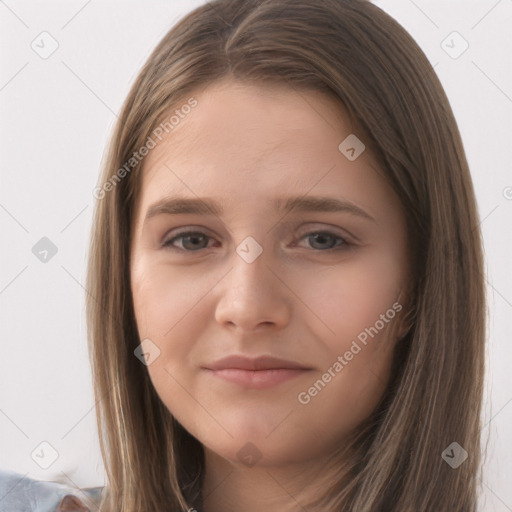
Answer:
[{"xmin": 14, "ymin": 0, "xmax": 487, "ymax": 510}]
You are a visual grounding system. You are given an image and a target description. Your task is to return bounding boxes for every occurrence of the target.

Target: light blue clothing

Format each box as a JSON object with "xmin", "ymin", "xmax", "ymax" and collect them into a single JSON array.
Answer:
[{"xmin": 0, "ymin": 468, "xmax": 103, "ymax": 512}]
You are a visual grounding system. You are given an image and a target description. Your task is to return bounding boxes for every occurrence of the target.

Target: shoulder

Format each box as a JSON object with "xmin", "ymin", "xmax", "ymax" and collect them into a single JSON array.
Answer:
[{"xmin": 0, "ymin": 468, "xmax": 104, "ymax": 512}]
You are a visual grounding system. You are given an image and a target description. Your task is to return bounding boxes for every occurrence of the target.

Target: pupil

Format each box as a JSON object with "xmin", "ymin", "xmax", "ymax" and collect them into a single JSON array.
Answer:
[
  {"xmin": 184, "ymin": 234, "xmax": 205, "ymax": 250},
  {"xmin": 311, "ymin": 233, "xmax": 334, "ymax": 249}
]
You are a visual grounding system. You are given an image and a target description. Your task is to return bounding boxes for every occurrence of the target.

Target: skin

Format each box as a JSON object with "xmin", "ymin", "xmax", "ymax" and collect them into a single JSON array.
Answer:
[{"xmin": 130, "ymin": 77, "xmax": 411, "ymax": 512}]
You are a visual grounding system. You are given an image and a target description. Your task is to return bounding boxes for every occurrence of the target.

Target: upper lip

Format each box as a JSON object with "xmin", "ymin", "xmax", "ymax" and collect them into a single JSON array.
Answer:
[{"xmin": 203, "ymin": 355, "xmax": 312, "ymax": 371}]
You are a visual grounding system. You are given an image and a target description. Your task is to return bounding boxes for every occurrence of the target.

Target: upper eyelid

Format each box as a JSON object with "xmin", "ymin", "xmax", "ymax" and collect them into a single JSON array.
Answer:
[
  {"xmin": 162, "ymin": 224, "xmax": 354, "ymax": 240},
  {"xmin": 162, "ymin": 227, "xmax": 354, "ymax": 248}
]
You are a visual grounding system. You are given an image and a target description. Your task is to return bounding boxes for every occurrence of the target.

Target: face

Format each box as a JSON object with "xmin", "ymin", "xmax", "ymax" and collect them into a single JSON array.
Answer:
[{"xmin": 130, "ymin": 78, "xmax": 410, "ymax": 468}]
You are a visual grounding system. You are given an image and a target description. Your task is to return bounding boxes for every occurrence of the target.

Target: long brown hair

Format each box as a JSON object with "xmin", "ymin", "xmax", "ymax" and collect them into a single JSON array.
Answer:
[{"xmin": 85, "ymin": 0, "xmax": 487, "ymax": 510}]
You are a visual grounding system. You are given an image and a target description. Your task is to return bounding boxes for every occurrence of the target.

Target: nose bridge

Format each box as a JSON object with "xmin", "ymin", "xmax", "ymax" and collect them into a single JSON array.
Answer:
[
  {"xmin": 230, "ymin": 234, "xmax": 274, "ymax": 300},
  {"xmin": 214, "ymin": 235, "xmax": 290, "ymax": 329}
]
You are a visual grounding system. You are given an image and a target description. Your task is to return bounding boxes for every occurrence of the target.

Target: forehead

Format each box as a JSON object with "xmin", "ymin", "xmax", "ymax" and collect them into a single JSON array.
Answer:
[
  {"xmin": 134, "ymin": 79, "xmax": 390, "ymax": 221},
  {"xmin": 148, "ymin": 80, "xmax": 358, "ymax": 165}
]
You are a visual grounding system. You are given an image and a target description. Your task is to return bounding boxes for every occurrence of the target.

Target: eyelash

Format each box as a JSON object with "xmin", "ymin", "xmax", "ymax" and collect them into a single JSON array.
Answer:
[{"xmin": 161, "ymin": 229, "xmax": 354, "ymax": 253}]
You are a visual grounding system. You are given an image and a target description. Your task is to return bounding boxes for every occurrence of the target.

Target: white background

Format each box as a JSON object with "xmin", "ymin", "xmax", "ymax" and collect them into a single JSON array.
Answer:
[{"xmin": 0, "ymin": 1, "xmax": 510, "ymax": 510}]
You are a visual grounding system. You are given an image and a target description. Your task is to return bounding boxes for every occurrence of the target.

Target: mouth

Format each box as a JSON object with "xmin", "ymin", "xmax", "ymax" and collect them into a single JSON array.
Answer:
[
  {"xmin": 202, "ymin": 355, "xmax": 313, "ymax": 389},
  {"xmin": 202, "ymin": 368, "xmax": 311, "ymax": 389}
]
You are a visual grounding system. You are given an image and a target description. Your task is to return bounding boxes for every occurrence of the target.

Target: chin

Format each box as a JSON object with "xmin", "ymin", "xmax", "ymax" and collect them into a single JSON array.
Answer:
[
  {"xmin": 199, "ymin": 421, "xmax": 320, "ymax": 469},
  {"xmin": 205, "ymin": 438, "xmax": 308, "ymax": 468}
]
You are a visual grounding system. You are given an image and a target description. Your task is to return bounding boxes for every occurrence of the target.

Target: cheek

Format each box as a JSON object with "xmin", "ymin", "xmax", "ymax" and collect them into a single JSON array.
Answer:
[
  {"xmin": 309, "ymin": 249, "xmax": 404, "ymax": 342},
  {"xmin": 131, "ymin": 262, "xmax": 208, "ymax": 430},
  {"xmin": 130, "ymin": 263, "xmax": 198, "ymax": 404},
  {"xmin": 296, "ymin": 283, "xmax": 399, "ymax": 440},
  {"xmin": 299, "ymin": 251, "xmax": 402, "ymax": 410},
  {"xmin": 295, "ymin": 357, "xmax": 391, "ymax": 448},
  {"xmin": 131, "ymin": 259, "xmax": 204, "ymax": 335},
  {"xmin": 130, "ymin": 258, "xmax": 212, "ymax": 371}
]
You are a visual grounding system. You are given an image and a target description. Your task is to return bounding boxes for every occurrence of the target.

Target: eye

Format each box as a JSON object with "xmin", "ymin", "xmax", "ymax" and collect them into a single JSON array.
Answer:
[
  {"xmin": 295, "ymin": 231, "xmax": 353, "ymax": 251},
  {"xmin": 162, "ymin": 231, "xmax": 216, "ymax": 252},
  {"xmin": 161, "ymin": 229, "xmax": 353, "ymax": 252}
]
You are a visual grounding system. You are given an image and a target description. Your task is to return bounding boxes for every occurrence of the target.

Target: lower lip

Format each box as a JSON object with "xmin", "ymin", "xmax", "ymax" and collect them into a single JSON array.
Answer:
[{"xmin": 204, "ymin": 368, "xmax": 310, "ymax": 389}]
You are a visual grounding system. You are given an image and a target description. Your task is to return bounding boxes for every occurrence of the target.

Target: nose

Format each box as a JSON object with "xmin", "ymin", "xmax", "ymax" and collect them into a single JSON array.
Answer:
[{"xmin": 214, "ymin": 244, "xmax": 292, "ymax": 333}]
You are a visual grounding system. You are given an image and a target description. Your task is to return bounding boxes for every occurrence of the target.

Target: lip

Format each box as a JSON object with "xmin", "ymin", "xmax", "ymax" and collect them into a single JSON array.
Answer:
[
  {"xmin": 204, "ymin": 355, "xmax": 313, "ymax": 371},
  {"xmin": 202, "ymin": 355, "xmax": 313, "ymax": 389}
]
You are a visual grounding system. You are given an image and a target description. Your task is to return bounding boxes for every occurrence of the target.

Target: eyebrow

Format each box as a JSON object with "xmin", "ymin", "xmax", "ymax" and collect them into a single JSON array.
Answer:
[{"xmin": 143, "ymin": 195, "xmax": 376, "ymax": 224}]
